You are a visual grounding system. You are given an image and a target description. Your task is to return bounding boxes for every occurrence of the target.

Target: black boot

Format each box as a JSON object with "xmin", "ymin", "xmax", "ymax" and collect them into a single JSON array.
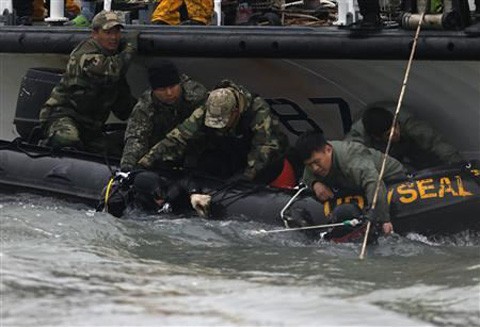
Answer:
[
  {"xmin": 180, "ymin": 19, "xmax": 205, "ymax": 25},
  {"xmin": 13, "ymin": 0, "xmax": 33, "ymax": 25},
  {"xmin": 465, "ymin": 19, "xmax": 480, "ymax": 34},
  {"xmin": 349, "ymin": 0, "xmax": 383, "ymax": 31},
  {"xmin": 465, "ymin": 0, "xmax": 480, "ymax": 34},
  {"xmin": 16, "ymin": 15, "xmax": 32, "ymax": 25},
  {"xmin": 361, "ymin": 12, "xmax": 383, "ymax": 29}
]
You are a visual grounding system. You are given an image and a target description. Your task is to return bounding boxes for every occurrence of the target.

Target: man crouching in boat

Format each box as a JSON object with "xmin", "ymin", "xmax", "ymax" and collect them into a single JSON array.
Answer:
[
  {"xmin": 120, "ymin": 60, "xmax": 208, "ymax": 172},
  {"xmin": 135, "ymin": 80, "xmax": 291, "ymax": 185},
  {"xmin": 296, "ymin": 131, "xmax": 407, "ymax": 235},
  {"xmin": 345, "ymin": 107, "xmax": 464, "ymax": 171},
  {"xmin": 101, "ymin": 171, "xmax": 211, "ymax": 218},
  {"xmin": 38, "ymin": 11, "xmax": 136, "ymax": 156}
]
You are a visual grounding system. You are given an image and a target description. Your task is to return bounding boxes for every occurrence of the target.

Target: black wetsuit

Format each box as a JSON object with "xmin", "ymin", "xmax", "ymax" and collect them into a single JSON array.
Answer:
[{"xmin": 101, "ymin": 171, "xmax": 200, "ymax": 218}]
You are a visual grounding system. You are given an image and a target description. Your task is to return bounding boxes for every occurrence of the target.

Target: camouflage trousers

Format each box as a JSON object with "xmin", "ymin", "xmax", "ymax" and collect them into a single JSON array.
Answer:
[
  {"xmin": 151, "ymin": 0, "xmax": 213, "ymax": 25},
  {"xmin": 43, "ymin": 116, "xmax": 125, "ymax": 157}
]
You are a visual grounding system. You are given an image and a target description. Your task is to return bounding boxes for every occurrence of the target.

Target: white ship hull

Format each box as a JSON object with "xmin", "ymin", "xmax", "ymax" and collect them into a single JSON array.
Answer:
[{"xmin": 1, "ymin": 53, "xmax": 478, "ymax": 158}]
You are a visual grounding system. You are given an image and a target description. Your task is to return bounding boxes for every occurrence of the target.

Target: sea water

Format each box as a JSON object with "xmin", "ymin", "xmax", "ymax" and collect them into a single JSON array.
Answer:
[{"xmin": 1, "ymin": 193, "xmax": 479, "ymax": 326}]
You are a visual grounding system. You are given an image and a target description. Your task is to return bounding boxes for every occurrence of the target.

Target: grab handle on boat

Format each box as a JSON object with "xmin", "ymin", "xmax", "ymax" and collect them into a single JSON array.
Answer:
[{"xmin": 279, "ymin": 184, "xmax": 309, "ymax": 228}]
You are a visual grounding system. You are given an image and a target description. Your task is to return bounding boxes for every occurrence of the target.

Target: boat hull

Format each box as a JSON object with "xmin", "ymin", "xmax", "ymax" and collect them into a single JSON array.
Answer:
[{"xmin": 1, "ymin": 140, "xmax": 479, "ymax": 236}]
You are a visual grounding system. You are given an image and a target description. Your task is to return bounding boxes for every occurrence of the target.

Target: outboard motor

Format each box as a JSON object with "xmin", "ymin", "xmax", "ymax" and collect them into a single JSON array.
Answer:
[{"xmin": 13, "ymin": 67, "xmax": 63, "ymax": 143}]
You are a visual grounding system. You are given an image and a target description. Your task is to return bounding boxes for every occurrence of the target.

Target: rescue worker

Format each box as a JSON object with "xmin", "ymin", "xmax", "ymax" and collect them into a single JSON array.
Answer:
[
  {"xmin": 151, "ymin": 0, "xmax": 213, "ymax": 25},
  {"xmin": 66, "ymin": 0, "xmax": 96, "ymax": 26},
  {"xmin": 136, "ymin": 80, "xmax": 290, "ymax": 183},
  {"xmin": 355, "ymin": 0, "xmax": 382, "ymax": 29},
  {"xmin": 344, "ymin": 107, "xmax": 464, "ymax": 170},
  {"xmin": 120, "ymin": 60, "xmax": 208, "ymax": 171},
  {"xmin": 103, "ymin": 170, "xmax": 211, "ymax": 218},
  {"xmin": 296, "ymin": 131, "xmax": 407, "ymax": 235},
  {"xmin": 39, "ymin": 11, "xmax": 136, "ymax": 156}
]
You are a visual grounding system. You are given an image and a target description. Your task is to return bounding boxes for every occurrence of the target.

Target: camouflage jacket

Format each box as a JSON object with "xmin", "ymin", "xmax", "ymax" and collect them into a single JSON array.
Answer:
[
  {"xmin": 39, "ymin": 38, "xmax": 136, "ymax": 135},
  {"xmin": 138, "ymin": 80, "xmax": 289, "ymax": 180},
  {"xmin": 302, "ymin": 141, "xmax": 407, "ymax": 222},
  {"xmin": 120, "ymin": 75, "xmax": 208, "ymax": 169},
  {"xmin": 345, "ymin": 112, "xmax": 463, "ymax": 170}
]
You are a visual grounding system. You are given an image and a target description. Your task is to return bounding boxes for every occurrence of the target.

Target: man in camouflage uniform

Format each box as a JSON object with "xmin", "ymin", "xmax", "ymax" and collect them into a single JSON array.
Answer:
[
  {"xmin": 137, "ymin": 80, "xmax": 289, "ymax": 182},
  {"xmin": 39, "ymin": 11, "xmax": 136, "ymax": 156},
  {"xmin": 296, "ymin": 131, "xmax": 407, "ymax": 235},
  {"xmin": 120, "ymin": 60, "xmax": 208, "ymax": 171},
  {"xmin": 345, "ymin": 107, "xmax": 464, "ymax": 170}
]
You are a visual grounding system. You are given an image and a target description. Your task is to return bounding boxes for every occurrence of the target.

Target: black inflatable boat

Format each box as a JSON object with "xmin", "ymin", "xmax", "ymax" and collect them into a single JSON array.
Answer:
[{"xmin": 1, "ymin": 139, "xmax": 479, "ymax": 237}]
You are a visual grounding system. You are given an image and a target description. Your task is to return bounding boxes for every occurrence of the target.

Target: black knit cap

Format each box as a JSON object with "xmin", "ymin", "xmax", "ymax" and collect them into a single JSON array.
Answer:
[
  {"xmin": 362, "ymin": 107, "xmax": 393, "ymax": 138},
  {"xmin": 148, "ymin": 60, "xmax": 181, "ymax": 89}
]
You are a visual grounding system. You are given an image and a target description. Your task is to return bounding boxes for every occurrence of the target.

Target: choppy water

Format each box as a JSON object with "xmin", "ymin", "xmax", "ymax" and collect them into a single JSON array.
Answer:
[{"xmin": 1, "ymin": 193, "xmax": 479, "ymax": 327}]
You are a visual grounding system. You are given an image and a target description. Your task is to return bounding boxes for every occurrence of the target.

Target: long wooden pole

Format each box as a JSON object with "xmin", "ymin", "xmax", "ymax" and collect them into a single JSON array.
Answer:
[{"xmin": 359, "ymin": 13, "xmax": 425, "ymax": 260}]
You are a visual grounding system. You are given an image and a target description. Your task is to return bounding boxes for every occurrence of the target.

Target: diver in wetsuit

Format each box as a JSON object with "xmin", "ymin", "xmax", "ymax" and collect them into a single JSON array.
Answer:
[{"xmin": 101, "ymin": 171, "xmax": 211, "ymax": 218}]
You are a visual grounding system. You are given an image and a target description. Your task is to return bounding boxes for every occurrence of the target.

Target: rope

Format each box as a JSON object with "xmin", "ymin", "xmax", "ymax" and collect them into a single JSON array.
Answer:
[
  {"xmin": 103, "ymin": 177, "xmax": 115, "ymax": 213},
  {"xmin": 359, "ymin": 13, "xmax": 425, "ymax": 259},
  {"xmin": 255, "ymin": 218, "xmax": 363, "ymax": 234},
  {"xmin": 0, "ymin": 138, "xmax": 55, "ymax": 158}
]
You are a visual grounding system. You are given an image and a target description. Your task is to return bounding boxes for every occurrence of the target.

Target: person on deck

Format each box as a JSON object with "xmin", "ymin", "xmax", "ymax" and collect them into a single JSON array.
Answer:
[
  {"xmin": 102, "ymin": 170, "xmax": 211, "ymax": 218},
  {"xmin": 13, "ymin": 0, "xmax": 80, "ymax": 25},
  {"xmin": 151, "ymin": 0, "xmax": 213, "ymax": 25},
  {"xmin": 355, "ymin": 0, "xmax": 382, "ymax": 29},
  {"xmin": 120, "ymin": 60, "xmax": 208, "ymax": 171},
  {"xmin": 30, "ymin": 0, "xmax": 79, "ymax": 21},
  {"xmin": 66, "ymin": 0, "xmax": 97, "ymax": 27},
  {"xmin": 296, "ymin": 131, "xmax": 407, "ymax": 235},
  {"xmin": 39, "ymin": 11, "xmax": 136, "ymax": 156},
  {"xmin": 344, "ymin": 107, "xmax": 464, "ymax": 171},
  {"xmin": 135, "ymin": 80, "xmax": 291, "ymax": 185}
]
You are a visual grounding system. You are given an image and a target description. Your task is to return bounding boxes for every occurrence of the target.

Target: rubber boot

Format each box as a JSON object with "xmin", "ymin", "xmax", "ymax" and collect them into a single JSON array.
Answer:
[
  {"xmin": 13, "ymin": 0, "xmax": 33, "ymax": 25},
  {"xmin": 465, "ymin": 0, "xmax": 480, "ymax": 34},
  {"xmin": 350, "ymin": 0, "xmax": 382, "ymax": 30}
]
